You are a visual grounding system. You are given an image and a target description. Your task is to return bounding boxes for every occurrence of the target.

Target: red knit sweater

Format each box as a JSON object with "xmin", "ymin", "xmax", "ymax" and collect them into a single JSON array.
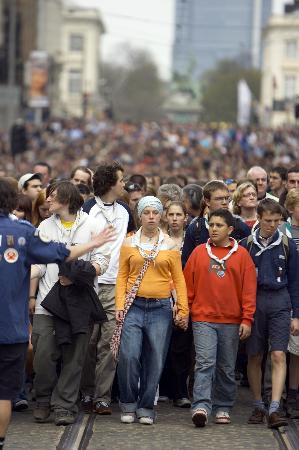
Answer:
[{"xmin": 183, "ymin": 242, "xmax": 256, "ymax": 326}]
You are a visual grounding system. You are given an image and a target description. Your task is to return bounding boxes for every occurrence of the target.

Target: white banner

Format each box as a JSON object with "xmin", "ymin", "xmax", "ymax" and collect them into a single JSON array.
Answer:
[{"xmin": 237, "ymin": 79, "xmax": 252, "ymax": 126}]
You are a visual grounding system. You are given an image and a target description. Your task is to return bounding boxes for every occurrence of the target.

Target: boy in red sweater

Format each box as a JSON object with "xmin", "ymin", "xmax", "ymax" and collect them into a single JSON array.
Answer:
[{"xmin": 184, "ymin": 209, "xmax": 256, "ymax": 427}]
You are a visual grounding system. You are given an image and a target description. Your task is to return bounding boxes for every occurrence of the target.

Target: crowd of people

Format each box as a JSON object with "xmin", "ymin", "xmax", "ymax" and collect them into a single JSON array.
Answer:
[
  {"xmin": 2, "ymin": 119, "xmax": 299, "ymax": 183},
  {"xmin": 1, "ymin": 121, "xmax": 299, "ymax": 448}
]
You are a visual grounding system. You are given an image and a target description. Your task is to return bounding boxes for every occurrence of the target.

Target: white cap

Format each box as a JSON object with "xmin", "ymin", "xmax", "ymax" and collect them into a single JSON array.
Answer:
[{"xmin": 18, "ymin": 173, "xmax": 41, "ymax": 190}]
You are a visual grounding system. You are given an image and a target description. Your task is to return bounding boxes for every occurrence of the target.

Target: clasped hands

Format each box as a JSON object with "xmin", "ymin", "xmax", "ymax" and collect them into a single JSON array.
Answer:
[{"xmin": 115, "ymin": 304, "xmax": 189, "ymax": 331}]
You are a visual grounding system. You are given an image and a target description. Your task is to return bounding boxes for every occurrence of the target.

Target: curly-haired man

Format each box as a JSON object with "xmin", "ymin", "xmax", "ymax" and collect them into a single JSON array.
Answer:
[{"xmin": 81, "ymin": 161, "xmax": 134, "ymax": 415}]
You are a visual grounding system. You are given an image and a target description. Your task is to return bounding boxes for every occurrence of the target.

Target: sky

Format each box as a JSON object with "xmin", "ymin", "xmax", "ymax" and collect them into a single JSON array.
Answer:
[
  {"xmin": 73, "ymin": 0, "xmax": 174, "ymax": 80},
  {"xmin": 74, "ymin": 0, "xmax": 291, "ymax": 80}
]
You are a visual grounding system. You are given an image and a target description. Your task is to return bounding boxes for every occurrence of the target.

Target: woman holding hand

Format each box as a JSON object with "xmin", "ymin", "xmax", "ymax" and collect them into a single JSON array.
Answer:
[{"xmin": 113, "ymin": 196, "xmax": 189, "ymax": 425}]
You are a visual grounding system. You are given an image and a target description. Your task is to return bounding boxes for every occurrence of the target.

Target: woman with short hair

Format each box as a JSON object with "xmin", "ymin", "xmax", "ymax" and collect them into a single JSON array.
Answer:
[{"xmin": 232, "ymin": 182, "xmax": 258, "ymax": 229}]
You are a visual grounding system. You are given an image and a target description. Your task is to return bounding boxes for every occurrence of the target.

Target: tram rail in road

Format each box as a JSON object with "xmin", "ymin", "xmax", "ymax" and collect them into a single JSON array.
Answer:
[
  {"xmin": 275, "ymin": 419, "xmax": 299, "ymax": 450},
  {"xmin": 56, "ymin": 413, "xmax": 299, "ymax": 450},
  {"xmin": 56, "ymin": 412, "xmax": 96, "ymax": 450}
]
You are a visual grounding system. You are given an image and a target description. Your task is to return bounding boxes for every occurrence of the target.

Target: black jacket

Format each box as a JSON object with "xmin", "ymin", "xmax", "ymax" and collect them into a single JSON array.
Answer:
[{"xmin": 41, "ymin": 260, "xmax": 107, "ymax": 345}]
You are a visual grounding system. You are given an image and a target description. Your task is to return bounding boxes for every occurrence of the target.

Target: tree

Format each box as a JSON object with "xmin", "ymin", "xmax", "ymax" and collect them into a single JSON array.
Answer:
[
  {"xmin": 101, "ymin": 46, "xmax": 165, "ymax": 121},
  {"xmin": 200, "ymin": 59, "xmax": 261, "ymax": 123}
]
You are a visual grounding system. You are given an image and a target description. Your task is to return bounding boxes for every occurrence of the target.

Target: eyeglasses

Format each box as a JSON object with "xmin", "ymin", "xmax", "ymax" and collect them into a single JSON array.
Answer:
[
  {"xmin": 213, "ymin": 196, "xmax": 231, "ymax": 203},
  {"xmin": 242, "ymin": 192, "xmax": 257, "ymax": 198},
  {"xmin": 125, "ymin": 183, "xmax": 142, "ymax": 193}
]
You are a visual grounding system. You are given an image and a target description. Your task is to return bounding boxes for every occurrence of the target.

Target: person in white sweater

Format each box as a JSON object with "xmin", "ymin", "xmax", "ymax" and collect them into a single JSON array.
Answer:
[
  {"xmin": 80, "ymin": 161, "xmax": 132, "ymax": 415},
  {"xmin": 30, "ymin": 181, "xmax": 111, "ymax": 426}
]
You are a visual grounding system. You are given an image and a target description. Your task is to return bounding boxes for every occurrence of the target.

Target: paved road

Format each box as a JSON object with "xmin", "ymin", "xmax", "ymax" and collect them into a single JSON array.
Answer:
[{"xmin": 5, "ymin": 387, "xmax": 283, "ymax": 450}]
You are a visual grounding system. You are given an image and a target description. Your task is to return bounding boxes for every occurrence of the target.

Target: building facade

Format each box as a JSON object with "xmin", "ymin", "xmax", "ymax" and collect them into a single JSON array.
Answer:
[
  {"xmin": 172, "ymin": 0, "xmax": 272, "ymax": 80},
  {"xmin": 59, "ymin": 7, "xmax": 105, "ymax": 117},
  {"xmin": 261, "ymin": 5, "xmax": 299, "ymax": 126},
  {"xmin": 0, "ymin": 0, "xmax": 105, "ymax": 127}
]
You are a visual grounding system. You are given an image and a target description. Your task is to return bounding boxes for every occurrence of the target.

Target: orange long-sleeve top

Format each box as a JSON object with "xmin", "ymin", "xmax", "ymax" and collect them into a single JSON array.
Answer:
[
  {"xmin": 183, "ymin": 243, "xmax": 256, "ymax": 326},
  {"xmin": 115, "ymin": 242, "xmax": 189, "ymax": 317}
]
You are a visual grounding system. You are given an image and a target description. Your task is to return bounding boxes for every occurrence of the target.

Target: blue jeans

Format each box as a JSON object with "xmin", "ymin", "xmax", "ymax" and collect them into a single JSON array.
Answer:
[
  {"xmin": 192, "ymin": 322, "xmax": 240, "ymax": 415},
  {"xmin": 117, "ymin": 297, "xmax": 173, "ymax": 419}
]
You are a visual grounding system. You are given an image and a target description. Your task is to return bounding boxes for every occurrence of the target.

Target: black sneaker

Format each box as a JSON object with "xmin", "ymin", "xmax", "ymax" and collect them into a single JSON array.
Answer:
[
  {"xmin": 81, "ymin": 395, "xmax": 93, "ymax": 414},
  {"xmin": 93, "ymin": 401, "xmax": 112, "ymax": 415},
  {"xmin": 13, "ymin": 399, "xmax": 29, "ymax": 412}
]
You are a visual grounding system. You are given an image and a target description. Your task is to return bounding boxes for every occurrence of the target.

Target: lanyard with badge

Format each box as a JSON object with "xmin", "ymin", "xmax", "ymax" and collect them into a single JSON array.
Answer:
[{"xmin": 206, "ymin": 238, "xmax": 238, "ymax": 278}]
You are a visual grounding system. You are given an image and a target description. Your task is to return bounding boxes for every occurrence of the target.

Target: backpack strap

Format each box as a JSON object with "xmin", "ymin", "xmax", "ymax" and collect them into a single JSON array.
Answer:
[
  {"xmin": 194, "ymin": 217, "xmax": 202, "ymax": 247},
  {"xmin": 246, "ymin": 235, "xmax": 254, "ymax": 256},
  {"xmin": 281, "ymin": 234, "xmax": 289, "ymax": 261}
]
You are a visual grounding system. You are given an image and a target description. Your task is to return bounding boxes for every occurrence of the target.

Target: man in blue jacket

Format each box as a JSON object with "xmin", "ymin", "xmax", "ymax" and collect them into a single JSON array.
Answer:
[
  {"xmin": 240, "ymin": 199, "xmax": 299, "ymax": 429},
  {"xmin": 182, "ymin": 180, "xmax": 250, "ymax": 267},
  {"xmin": 0, "ymin": 179, "xmax": 115, "ymax": 449}
]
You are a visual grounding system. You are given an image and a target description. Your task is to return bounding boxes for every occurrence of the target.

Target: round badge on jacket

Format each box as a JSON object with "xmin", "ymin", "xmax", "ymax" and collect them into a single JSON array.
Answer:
[{"xmin": 4, "ymin": 248, "xmax": 19, "ymax": 263}]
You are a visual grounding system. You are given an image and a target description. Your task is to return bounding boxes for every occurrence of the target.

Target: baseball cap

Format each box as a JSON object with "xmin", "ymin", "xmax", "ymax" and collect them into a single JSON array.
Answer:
[{"xmin": 18, "ymin": 173, "xmax": 42, "ymax": 190}]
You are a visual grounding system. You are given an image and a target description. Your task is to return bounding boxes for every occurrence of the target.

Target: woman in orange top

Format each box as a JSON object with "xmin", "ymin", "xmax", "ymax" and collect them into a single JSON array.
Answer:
[{"xmin": 115, "ymin": 196, "xmax": 188, "ymax": 425}]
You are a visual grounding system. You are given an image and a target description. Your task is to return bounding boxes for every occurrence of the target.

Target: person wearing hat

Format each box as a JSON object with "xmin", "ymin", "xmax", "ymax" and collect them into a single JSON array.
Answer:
[
  {"xmin": 114, "ymin": 196, "xmax": 189, "ymax": 425},
  {"xmin": 18, "ymin": 173, "xmax": 43, "ymax": 216}
]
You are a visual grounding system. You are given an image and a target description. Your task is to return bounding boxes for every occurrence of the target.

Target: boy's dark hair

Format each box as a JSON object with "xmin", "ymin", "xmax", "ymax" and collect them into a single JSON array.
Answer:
[
  {"xmin": 93, "ymin": 162, "xmax": 124, "ymax": 197},
  {"xmin": 183, "ymin": 184, "xmax": 203, "ymax": 210},
  {"xmin": 0, "ymin": 179, "xmax": 18, "ymax": 214},
  {"xmin": 47, "ymin": 181, "xmax": 83, "ymax": 214},
  {"xmin": 129, "ymin": 174, "xmax": 147, "ymax": 191},
  {"xmin": 287, "ymin": 166, "xmax": 299, "ymax": 176},
  {"xmin": 203, "ymin": 180, "xmax": 227, "ymax": 200},
  {"xmin": 257, "ymin": 198, "xmax": 282, "ymax": 217},
  {"xmin": 15, "ymin": 193, "xmax": 32, "ymax": 222},
  {"xmin": 270, "ymin": 166, "xmax": 287, "ymax": 181},
  {"xmin": 177, "ymin": 174, "xmax": 188, "ymax": 187},
  {"xmin": 209, "ymin": 208, "xmax": 234, "ymax": 228},
  {"xmin": 34, "ymin": 161, "xmax": 52, "ymax": 175}
]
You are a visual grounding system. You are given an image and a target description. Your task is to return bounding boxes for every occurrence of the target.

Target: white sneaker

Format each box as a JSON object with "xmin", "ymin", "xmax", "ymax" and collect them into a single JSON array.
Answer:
[
  {"xmin": 121, "ymin": 413, "xmax": 135, "ymax": 424},
  {"xmin": 139, "ymin": 416, "xmax": 154, "ymax": 425},
  {"xmin": 215, "ymin": 411, "xmax": 231, "ymax": 424}
]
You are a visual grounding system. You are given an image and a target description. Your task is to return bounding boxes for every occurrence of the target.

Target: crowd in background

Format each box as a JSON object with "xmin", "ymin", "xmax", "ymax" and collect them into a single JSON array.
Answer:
[{"xmin": 2, "ymin": 120, "xmax": 299, "ymax": 183}]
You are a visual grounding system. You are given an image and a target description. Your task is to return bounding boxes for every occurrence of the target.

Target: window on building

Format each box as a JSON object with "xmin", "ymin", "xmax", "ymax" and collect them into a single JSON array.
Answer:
[
  {"xmin": 69, "ymin": 34, "xmax": 84, "ymax": 51},
  {"xmin": 68, "ymin": 69, "xmax": 82, "ymax": 94},
  {"xmin": 284, "ymin": 74, "xmax": 297, "ymax": 99},
  {"xmin": 285, "ymin": 39, "xmax": 297, "ymax": 58}
]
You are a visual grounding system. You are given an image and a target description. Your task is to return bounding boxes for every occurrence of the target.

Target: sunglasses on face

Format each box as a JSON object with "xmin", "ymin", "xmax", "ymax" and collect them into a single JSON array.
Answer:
[{"xmin": 125, "ymin": 183, "xmax": 142, "ymax": 193}]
